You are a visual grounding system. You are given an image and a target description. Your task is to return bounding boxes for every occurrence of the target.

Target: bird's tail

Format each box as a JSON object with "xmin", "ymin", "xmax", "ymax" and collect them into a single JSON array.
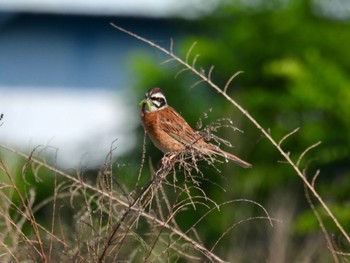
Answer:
[{"xmin": 207, "ymin": 147, "xmax": 252, "ymax": 168}]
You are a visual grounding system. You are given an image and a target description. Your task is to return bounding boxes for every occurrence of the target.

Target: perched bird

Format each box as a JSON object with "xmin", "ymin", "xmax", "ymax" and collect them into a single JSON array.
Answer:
[{"xmin": 140, "ymin": 87, "xmax": 251, "ymax": 168}]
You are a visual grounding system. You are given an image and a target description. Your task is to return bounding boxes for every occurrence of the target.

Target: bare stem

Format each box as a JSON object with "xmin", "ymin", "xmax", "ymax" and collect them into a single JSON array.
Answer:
[{"xmin": 0, "ymin": 144, "xmax": 227, "ymax": 263}]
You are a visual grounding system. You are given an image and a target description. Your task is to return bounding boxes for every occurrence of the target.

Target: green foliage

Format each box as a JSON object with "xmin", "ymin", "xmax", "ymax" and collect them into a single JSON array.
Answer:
[{"xmin": 130, "ymin": 0, "xmax": 350, "ymax": 260}]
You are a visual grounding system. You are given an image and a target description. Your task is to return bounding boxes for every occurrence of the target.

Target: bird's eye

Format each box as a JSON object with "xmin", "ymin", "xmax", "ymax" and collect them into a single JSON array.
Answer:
[
  {"xmin": 151, "ymin": 97, "xmax": 161, "ymax": 102},
  {"xmin": 148, "ymin": 95, "xmax": 166, "ymax": 108}
]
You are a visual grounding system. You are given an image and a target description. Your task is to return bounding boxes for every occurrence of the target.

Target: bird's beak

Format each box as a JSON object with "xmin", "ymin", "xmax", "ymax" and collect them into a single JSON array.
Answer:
[{"xmin": 138, "ymin": 98, "xmax": 152, "ymax": 112}]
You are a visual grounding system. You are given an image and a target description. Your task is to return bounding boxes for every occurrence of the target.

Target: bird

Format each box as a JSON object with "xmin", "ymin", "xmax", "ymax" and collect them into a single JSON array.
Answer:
[{"xmin": 139, "ymin": 87, "xmax": 252, "ymax": 168}]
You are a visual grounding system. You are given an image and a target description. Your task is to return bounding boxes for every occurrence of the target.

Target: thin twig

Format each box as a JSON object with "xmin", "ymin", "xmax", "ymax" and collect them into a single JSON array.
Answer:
[
  {"xmin": 136, "ymin": 131, "xmax": 147, "ymax": 190},
  {"xmin": 297, "ymin": 141, "xmax": 322, "ymax": 167},
  {"xmin": 185, "ymin": 41, "xmax": 197, "ymax": 63},
  {"xmin": 0, "ymin": 158, "xmax": 48, "ymax": 263},
  {"xmin": 223, "ymin": 70, "xmax": 244, "ymax": 94},
  {"xmin": 303, "ymin": 183, "xmax": 339, "ymax": 263},
  {"xmin": 278, "ymin": 127, "xmax": 300, "ymax": 147},
  {"xmin": 311, "ymin": 169, "xmax": 321, "ymax": 188},
  {"xmin": 208, "ymin": 65, "xmax": 215, "ymax": 81}
]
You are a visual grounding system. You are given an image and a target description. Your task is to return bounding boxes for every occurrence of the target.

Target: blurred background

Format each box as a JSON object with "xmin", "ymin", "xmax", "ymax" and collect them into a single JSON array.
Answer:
[
  {"xmin": 1, "ymin": 0, "xmax": 350, "ymax": 261},
  {"xmin": 0, "ymin": 0, "xmax": 218, "ymax": 166}
]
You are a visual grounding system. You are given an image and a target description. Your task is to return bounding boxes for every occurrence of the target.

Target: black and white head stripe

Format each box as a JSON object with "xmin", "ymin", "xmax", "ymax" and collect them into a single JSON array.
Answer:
[{"xmin": 146, "ymin": 88, "xmax": 167, "ymax": 109}]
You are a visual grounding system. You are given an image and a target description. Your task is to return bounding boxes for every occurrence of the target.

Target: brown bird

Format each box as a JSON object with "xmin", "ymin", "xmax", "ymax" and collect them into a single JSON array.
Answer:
[{"xmin": 140, "ymin": 88, "xmax": 251, "ymax": 168}]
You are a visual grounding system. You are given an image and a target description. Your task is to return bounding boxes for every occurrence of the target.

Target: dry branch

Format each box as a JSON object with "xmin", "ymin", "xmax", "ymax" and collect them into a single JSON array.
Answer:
[{"xmin": 0, "ymin": 144, "xmax": 228, "ymax": 263}]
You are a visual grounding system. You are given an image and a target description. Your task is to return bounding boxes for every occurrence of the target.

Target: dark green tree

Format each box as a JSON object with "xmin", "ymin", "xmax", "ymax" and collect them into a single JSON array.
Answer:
[{"xmin": 130, "ymin": 1, "xmax": 350, "ymax": 261}]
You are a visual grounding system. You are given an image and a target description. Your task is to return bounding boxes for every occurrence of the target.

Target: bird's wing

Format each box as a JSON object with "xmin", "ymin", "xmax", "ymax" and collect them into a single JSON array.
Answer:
[
  {"xmin": 158, "ymin": 107, "xmax": 252, "ymax": 168},
  {"xmin": 159, "ymin": 107, "xmax": 201, "ymax": 146}
]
